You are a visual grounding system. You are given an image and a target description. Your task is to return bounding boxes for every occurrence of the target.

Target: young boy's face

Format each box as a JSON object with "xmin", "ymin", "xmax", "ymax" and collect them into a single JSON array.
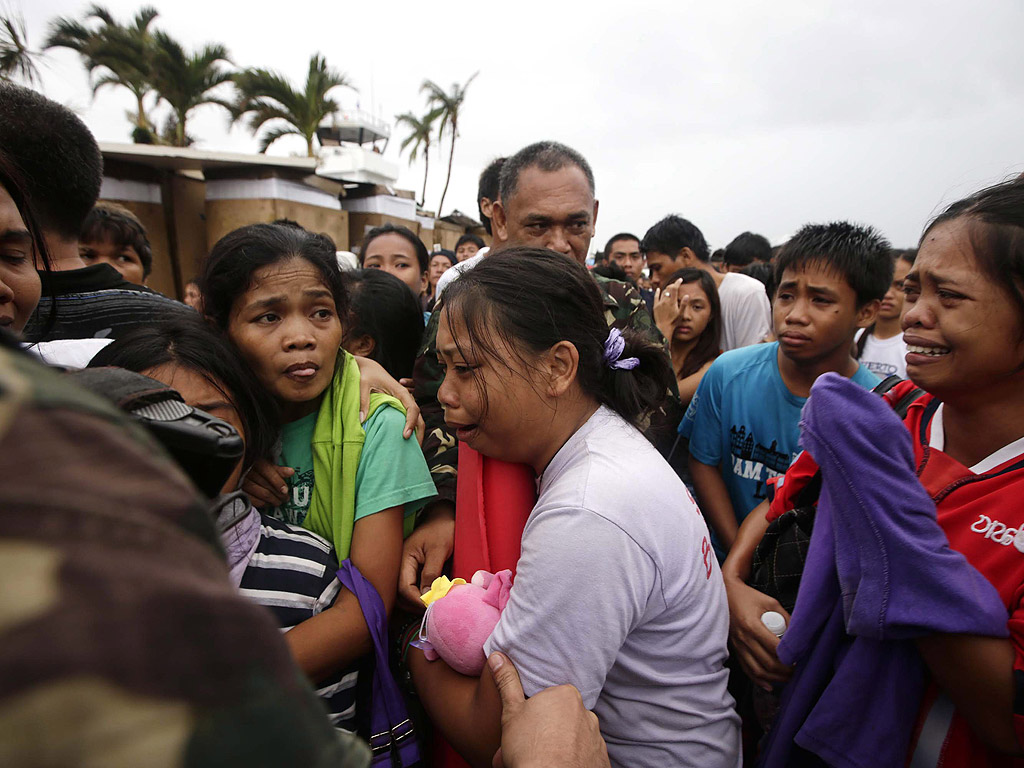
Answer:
[
  {"xmin": 774, "ymin": 261, "xmax": 877, "ymax": 365},
  {"xmin": 80, "ymin": 237, "xmax": 147, "ymax": 285}
]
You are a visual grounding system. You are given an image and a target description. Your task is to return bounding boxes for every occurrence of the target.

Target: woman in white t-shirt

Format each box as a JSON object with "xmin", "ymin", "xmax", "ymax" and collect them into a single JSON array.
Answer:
[
  {"xmin": 854, "ymin": 249, "xmax": 915, "ymax": 378},
  {"xmin": 408, "ymin": 247, "xmax": 740, "ymax": 768}
]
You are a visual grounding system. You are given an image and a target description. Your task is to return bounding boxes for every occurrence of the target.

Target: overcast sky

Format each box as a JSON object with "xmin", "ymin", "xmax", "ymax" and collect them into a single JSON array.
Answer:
[{"xmin": 21, "ymin": 0, "xmax": 1024, "ymax": 251}]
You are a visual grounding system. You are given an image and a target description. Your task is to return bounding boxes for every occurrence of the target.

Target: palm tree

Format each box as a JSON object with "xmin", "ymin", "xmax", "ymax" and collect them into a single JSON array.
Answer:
[
  {"xmin": 421, "ymin": 71, "xmax": 478, "ymax": 216},
  {"xmin": 150, "ymin": 31, "xmax": 232, "ymax": 147},
  {"xmin": 395, "ymin": 107, "xmax": 443, "ymax": 207},
  {"xmin": 232, "ymin": 54, "xmax": 354, "ymax": 157},
  {"xmin": 0, "ymin": 12, "xmax": 42, "ymax": 86},
  {"xmin": 46, "ymin": 5, "xmax": 160, "ymax": 143}
]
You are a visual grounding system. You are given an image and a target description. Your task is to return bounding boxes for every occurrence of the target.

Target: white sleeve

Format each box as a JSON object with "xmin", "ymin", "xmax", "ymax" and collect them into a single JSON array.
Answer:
[
  {"xmin": 722, "ymin": 280, "xmax": 771, "ymax": 351},
  {"xmin": 483, "ymin": 506, "xmax": 657, "ymax": 708}
]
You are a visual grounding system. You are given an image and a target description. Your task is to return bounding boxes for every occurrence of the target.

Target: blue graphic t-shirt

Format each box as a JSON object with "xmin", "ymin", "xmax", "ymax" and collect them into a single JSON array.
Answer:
[{"xmin": 680, "ymin": 342, "xmax": 879, "ymax": 523}]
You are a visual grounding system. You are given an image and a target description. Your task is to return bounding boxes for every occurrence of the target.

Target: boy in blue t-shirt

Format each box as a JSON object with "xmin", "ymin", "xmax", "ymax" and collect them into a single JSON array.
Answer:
[{"xmin": 681, "ymin": 222, "xmax": 894, "ymax": 556}]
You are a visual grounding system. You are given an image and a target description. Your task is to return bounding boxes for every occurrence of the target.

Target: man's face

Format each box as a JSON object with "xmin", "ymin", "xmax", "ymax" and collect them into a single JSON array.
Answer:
[
  {"xmin": 608, "ymin": 238, "xmax": 644, "ymax": 280},
  {"xmin": 774, "ymin": 261, "xmax": 877, "ymax": 366},
  {"xmin": 492, "ymin": 165, "xmax": 598, "ymax": 265},
  {"xmin": 644, "ymin": 250, "xmax": 685, "ymax": 290},
  {"xmin": 455, "ymin": 241, "xmax": 480, "ymax": 261},
  {"xmin": 80, "ymin": 237, "xmax": 147, "ymax": 285}
]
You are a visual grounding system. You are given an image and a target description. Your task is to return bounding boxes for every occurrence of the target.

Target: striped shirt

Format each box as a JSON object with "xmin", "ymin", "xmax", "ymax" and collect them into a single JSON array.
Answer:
[
  {"xmin": 238, "ymin": 514, "xmax": 358, "ymax": 731},
  {"xmin": 24, "ymin": 264, "xmax": 192, "ymax": 342}
]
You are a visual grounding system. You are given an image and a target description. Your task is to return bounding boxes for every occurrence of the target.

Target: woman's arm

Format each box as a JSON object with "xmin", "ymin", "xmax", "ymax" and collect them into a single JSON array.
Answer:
[
  {"xmin": 677, "ymin": 360, "xmax": 714, "ymax": 407},
  {"xmin": 916, "ymin": 634, "xmax": 1023, "ymax": 755},
  {"xmin": 408, "ymin": 648, "xmax": 503, "ymax": 768},
  {"xmin": 284, "ymin": 507, "xmax": 404, "ymax": 683}
]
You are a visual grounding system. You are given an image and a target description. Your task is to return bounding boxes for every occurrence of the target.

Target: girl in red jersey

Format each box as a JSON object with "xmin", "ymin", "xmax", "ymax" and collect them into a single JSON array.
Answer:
[{"xmin": 723, "ymin": 175, "xmax": 1024, "ymax": 767}]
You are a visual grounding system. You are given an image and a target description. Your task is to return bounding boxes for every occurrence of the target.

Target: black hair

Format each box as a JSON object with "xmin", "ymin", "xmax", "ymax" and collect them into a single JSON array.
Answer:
[
  {"xmin": 640, "ymin": 215, "xmax": 710, "ymax": 262},
  {"xmin": 200, "ymin": 223, "xmax": 347, "ymax": 331},
  {"xmin": 592, "ymin": 261, "xmax": 629, "ymax": 282},
  {"xmin": 431, "ymin": 249, "xmax": 457, "ymax": 269},
  {"xmin": 664, "ymin": 268, "xmax": 722, "ymax": 378},
  {"xmin": 499, "ymin": 142, "xmax": 595, "ymax": 204},
  {"xmin": 0, "ymin": 83, "xmax": 103, "ymax": 241},
  {"xmin": 921, "ymin": 175, "xmax": 1024, "ymax": 328},
  {"xmin": 80, "ymin": 203, "xmax": 154, "ymax": 277},
  {"xmin": 710, "ymin": 248, "xmax": 725, "ymax": 264},
  {"xmin": 456, "ymin": 233, "xmax": 485, "ymax": 252},
  {"xmin": 774, "ymin": 221, "xmax": 893, "ymax": 307},
  {"xmin": 477, "ymin": 157, "xmax": 505, "ymax": 236},
  {"xmin": 271, "ymin": 218, "xmax": 305, "ymax": 230},
  {"xmin": 603, "ymin": 232, "xmax": 640, "ymax": 256},
  {"xmin": 0, "ymin": 147, "xmax": 55, "ymax": 336},
  {"xmin": 741, "ymin": 262, "xmax": 777, "ymax": 300},
  {"xmin": 440, "ymin": 247, "xmax": 673, "ymax": 427},
  {"xmin": 427, "ymin": 250, "xmax": 457, "ymax": 297},
  {"xmin": 88, "ymin": 314, "xmax": 280, "ymax": 469},
  {"xmin": 724, "ymin": 232, "xmax": 772, "ymax": 268},
  {"xmin": 343, "ymin": 269, "xmax": 424, "ymax": 380},
  {"xmin": 895, "ymin": 247, "xmax": 917, "ymax": 266},
  {"xmin": 359, "ymin": 223, "xmax": 429, "ymax": 275}
]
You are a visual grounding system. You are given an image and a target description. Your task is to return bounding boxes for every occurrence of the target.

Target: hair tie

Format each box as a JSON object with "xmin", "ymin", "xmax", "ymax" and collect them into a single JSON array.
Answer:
[{"xmin": 603, "ymin": 328, "xmax": 640, "ymax": 370}]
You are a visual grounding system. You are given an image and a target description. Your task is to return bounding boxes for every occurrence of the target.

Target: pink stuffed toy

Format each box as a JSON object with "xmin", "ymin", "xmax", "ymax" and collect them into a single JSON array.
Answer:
[{"xmin": 417, "ymin": 569, "xmax": 513, "ymax": 676}]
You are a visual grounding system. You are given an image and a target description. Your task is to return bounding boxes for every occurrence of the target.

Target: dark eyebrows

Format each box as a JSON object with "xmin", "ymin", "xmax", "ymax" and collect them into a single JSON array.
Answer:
[
  {"xmin": 0, "ymin": 228, "xmax": 31, "ymax": 245},
  {"xmin": 245, "ymin": 295, "xmax": 287, "ymax": 312},
  {"xmin": 807, "ymin": 285, "xmax": 840, "ymax": 299},
  {"xmin": 775, "ymin": 280, "xmax": 840, "ymax": 299},
  {"xmin": 303, "ymin": 287, "xmax": 334, "ymax": 301}
]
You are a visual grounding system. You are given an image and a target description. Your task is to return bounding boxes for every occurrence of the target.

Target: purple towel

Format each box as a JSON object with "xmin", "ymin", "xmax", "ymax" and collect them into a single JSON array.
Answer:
[{"xmin": 758, "ymin": 374, "xmax": 1008, "ymax": 768}]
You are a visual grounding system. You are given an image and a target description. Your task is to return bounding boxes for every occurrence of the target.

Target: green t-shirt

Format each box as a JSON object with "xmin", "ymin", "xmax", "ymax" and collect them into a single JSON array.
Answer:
[{"xmin": 269, "ymin": 406, "xmax": 435, "ymax": 527}]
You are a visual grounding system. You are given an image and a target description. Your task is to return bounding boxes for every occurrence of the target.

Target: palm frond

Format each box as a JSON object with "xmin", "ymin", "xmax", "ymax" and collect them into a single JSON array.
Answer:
[
  {"xmin": 0, "ymin": 13, "xmax": 41, "ymax": 85},
  {"xmin": 257, "ymin": 124, "xmax": 302, "ymax": 154}
]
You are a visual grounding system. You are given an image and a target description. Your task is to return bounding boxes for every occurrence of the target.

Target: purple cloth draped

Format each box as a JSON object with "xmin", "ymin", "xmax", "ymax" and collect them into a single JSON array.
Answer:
[
  {"xmin": 337, "ymin": 560, "xmax": 420, "ymax": 767},
  {"xmin": 758, "ymin": 373, "xmax": 1008, "ymax": 768}
]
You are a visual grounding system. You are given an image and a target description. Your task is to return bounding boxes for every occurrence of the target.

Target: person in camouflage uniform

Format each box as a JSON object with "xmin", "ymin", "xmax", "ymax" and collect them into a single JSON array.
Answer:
[
  {"xmin": 401, "ymin": 141, "xmax": 679, "ymax": 605},
  {"xmin": 0, "ymin": 336, "xmax": 368, "ymax": 768}
]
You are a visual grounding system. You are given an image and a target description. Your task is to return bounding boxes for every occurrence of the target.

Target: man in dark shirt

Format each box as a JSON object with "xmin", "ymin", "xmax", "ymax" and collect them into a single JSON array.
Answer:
[{"xmin": 0, "ymin": 83, "xmax": 190, "ymax": 342}]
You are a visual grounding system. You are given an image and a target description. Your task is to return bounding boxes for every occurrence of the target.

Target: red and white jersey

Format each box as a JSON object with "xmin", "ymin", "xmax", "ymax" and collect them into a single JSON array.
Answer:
[{"xmin": 765, "ymin": 382, "xmax": 1024, "ymax": 767}]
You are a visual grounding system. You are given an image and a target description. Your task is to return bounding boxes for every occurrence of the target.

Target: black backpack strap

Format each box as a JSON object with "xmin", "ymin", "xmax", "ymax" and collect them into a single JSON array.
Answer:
[
  {"xmin": 872, "ymin": 374, "xmax": 904, "ymax": 396},
  {"xmin": 855, "ymin": 325, "xmax": 873, "ymax": 359},
  {"xmin": 891, "ymin": 384, "xmax": 926, "ymax": 419}
]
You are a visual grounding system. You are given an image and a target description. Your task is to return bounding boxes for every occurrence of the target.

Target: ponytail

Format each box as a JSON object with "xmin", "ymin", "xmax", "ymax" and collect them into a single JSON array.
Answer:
[
  {"xmin": 442, "ymin": 247, "xmax": 673, "ymax": 428},
  {"xmin": 596, "ymin": 327, "xmax": 675, "ymax": 426}
]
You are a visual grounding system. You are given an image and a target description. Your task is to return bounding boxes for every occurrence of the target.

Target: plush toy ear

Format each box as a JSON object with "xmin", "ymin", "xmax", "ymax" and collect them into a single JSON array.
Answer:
[
  {"xmin": 471, "ymin": 570, "xmax": 492, "ymax": 589},
  {"xmin": 482, "ymin": 569, "xmax": 514, "ymax": 611}
]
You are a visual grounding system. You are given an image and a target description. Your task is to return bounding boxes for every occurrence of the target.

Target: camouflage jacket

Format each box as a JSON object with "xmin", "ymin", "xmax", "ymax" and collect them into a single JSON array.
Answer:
[
  {"xmin": 412, "ymin": 273, "xmax": 679, "ymax": 507},
  {"xmin": 0, "ymin": 340, "xmax": 368, "ymax": 768}
]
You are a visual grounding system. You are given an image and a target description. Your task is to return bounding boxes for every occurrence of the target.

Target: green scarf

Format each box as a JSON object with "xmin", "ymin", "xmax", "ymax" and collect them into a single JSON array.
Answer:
[{"xmin": 302, "ymin": 351, "xmax": 406, "ymax": 559}]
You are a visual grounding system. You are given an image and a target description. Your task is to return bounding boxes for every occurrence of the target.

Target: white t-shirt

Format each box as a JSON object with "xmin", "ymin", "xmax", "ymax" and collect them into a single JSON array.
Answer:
[
  {"xmin": 23, "ymin": 338, "xmax": 112, "ymax": 369},
  {"xmin": 855, "ymin": 328, "xmax": 908, "ymax": 379},
  {"xmin": 484, "ymin": 406, "xmax": 740, "ymax": 768},
  {"xmin": 718, "ymin": 272, "xmax": 772, "ymax": 352}
]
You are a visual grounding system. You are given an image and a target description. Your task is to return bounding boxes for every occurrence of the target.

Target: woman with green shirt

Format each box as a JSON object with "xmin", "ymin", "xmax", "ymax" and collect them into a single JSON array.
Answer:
[{"xmin": 199, "ymin": 222, "xmax": 436, "ymax": 682}]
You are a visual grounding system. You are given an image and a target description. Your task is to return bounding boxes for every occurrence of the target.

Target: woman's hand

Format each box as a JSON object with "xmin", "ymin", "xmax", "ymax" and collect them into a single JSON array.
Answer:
[
  {"xmin": 724, "ymin": 575, "xmax": 793, "ymax": 690},
  {"xmin": 399, "ymin": 502, "xmax": 456, "ymax": 610},
  {"xmin": 653, "ymin": 278, "xmax": 685, "ymax": 342},
  {"xmin": 353, "ymin": 355, "xmax": 424, "ymax": 442},
  {"xmin": 242, "ymin": 458, "xmax": 293, "ymax": 507}
]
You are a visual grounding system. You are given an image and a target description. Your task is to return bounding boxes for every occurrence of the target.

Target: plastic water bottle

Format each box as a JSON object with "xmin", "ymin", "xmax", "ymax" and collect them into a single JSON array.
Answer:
[
  {"xmin": 761, "ymin": 611, "xmax": 787, "ymax": 638},
  {"xmin": 751, "ymin": 611, "xmax": 788, "ymax": 731}
]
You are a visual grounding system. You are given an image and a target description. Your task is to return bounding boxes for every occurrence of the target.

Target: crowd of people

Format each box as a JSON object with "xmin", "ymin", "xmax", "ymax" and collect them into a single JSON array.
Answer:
[{"xmin": 3, "ymin": 77, "xmax": 1024, "ymax": 768}]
